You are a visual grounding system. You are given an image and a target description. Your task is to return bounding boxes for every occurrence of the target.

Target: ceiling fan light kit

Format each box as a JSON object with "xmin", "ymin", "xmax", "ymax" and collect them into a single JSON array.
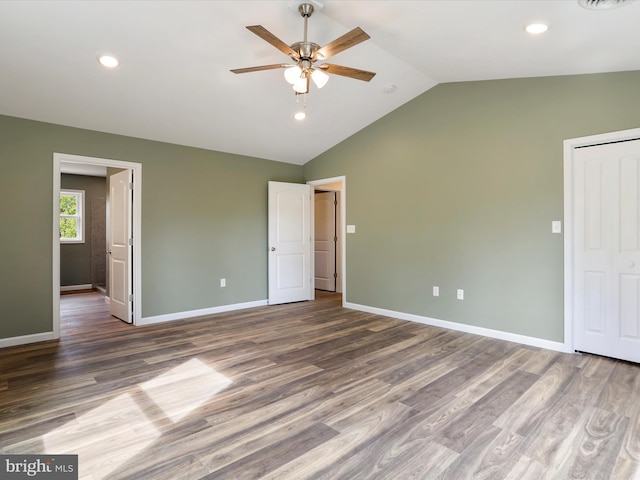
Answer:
[{"xmin": 231, "ymin": 2, "xmax": 376, "ymax": 117}]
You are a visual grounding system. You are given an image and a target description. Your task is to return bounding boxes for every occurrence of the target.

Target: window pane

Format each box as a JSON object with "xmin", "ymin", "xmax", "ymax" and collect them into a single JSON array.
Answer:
[
  {"xmin": 60, "ymin": 194, "xmax": 77, "ymax": 215},
  {"xmin": 60, "ymin": 218, "xmax": 78, "ymax": 239}
]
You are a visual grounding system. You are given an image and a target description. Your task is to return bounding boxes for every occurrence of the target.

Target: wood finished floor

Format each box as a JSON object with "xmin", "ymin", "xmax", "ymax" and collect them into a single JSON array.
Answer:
[{"xmin": 1, "ymin": 292, "xmax": 640, "ymax": 479}]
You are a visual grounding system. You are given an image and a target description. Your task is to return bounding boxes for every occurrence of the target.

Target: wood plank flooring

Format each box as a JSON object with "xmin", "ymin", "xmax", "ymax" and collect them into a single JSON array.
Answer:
[{"xmin": 2, "ymin": 291, "xmax": 640, "ymax": 479}]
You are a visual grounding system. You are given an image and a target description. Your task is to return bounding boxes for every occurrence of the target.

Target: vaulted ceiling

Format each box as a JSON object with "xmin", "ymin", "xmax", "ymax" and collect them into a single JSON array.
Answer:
[{"xmin": 1, "ymin": 1, "xmax": 639, "ymax": 165}]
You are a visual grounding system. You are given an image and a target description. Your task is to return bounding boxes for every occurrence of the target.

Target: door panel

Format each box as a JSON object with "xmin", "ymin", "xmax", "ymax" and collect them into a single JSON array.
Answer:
[
  {"xmin": 109, "ymin": 169, "xmax": 132, "ymax": 323},
  {"xmin": 268, "ymin": 182, "xmax": 312, "ymax": 305},
  {"xmin": 574, "ymin": 139, "xmax": 640, "ymax": 362},
  {"xmin": 620, "ymin": 274, "xmax": 640, "ymax": 338}
]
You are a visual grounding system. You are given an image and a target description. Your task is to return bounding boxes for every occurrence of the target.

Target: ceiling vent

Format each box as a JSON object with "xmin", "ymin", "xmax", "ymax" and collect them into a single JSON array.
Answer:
[{"xmin": 578, "ymin": 0, "xmax": 635, "ymax": 9}]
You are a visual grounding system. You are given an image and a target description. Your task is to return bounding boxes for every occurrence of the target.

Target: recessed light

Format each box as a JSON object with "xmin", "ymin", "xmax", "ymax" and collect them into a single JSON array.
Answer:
[
  {"xmin": 525, "ymin": 23, "xmax": 549, "ymax": 34},
  {"xmin": 98, "ymin": 55, "xmax": 119, "ymax": 68},
  {"xmin": 294, "ymin": 111, "xmax": 306, "ymax": 121}
]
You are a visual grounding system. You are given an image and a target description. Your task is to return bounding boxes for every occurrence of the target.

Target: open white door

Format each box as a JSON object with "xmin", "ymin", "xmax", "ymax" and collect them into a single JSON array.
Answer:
[
  {"xmin": 572, "ymin": 139, "xmax": 640, "ymax": 363},
  {"xmin": 314, "ymin": 191, "xmax": 337, "ymax": 291},
  {"xmin": 268, "ymin": 181, "xmax": 312, "ymax": 305},
  {"xmin": 109, "ymin": 169, "xmax": 133, "ymax": 323}
]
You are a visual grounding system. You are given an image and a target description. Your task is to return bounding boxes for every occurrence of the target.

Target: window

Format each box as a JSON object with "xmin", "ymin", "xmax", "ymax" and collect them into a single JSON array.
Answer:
[{"xmin": 59, "ymin": 190, "xmax": 84, "ymax": 243}]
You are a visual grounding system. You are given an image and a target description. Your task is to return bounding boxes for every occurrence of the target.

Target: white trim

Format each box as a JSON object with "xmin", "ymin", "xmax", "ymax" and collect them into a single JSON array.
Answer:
[
  {"xmin": 345, "ymin": 302, "xmax": 571, "ymax": 353},
  {"xmin": 54, "ymin": 153, "xmax": 142, "ymax": 338},
  {"xmin": 0, "ymin": 332, "xmax": 56, "ymax": 349},
  {"xmin": 563, "ymin": 127, "xmax": 640, "ymax": 355},
  {"xmin": 307, "ymin": 176, "xmax": 346, "ymax": 305},
  {"xmin": 139, "ymin": 300, "xmax": 268, "ymax": 326},
  {"xmin": 60, "ymin": 284, "xmax": 93, "ymax": 292}
]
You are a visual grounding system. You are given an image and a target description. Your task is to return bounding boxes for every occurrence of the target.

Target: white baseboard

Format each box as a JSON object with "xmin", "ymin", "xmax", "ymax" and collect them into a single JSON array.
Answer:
[
  {"xmin": 2, "ymin": 299, "xmax": 568, "ymax": 354},
  {"xmin": 60, "ymin": 284, "xmax": 93, "ymax": 292},
  {"xmin": 0, "ymin": 331, "xmax": 56, "ymax": 349},
  {"xmin": 139, "ymin": 299, "xmax": 269, "ymax": 326},
  {"xmin": 344, "ymin": 302, "xmax": 571, "ymax": 353}
]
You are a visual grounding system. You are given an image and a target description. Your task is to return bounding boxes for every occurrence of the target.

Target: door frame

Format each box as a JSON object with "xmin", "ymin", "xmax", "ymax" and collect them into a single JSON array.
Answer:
[
  {"xmin": 307, "ymin": 176, "xmax": 346, "ymax": 305},
  {"xmin": 53, "ymin": 153, "xmax": 142, "ymax": 337},
  {"xmin": 563, "ymin": 127, "xmax": 640, "ymax": 353}
]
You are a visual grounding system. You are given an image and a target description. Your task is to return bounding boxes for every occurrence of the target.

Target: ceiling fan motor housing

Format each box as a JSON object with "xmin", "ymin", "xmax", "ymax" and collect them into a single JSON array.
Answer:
[{"xmin": 290, "ymin": 41, "xmax": 321, "ymax": 62}]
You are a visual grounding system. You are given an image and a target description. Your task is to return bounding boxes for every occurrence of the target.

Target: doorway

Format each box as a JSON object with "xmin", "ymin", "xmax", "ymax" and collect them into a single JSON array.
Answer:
[
  {"xmin": 564, "ymin": 128, "xmax": 640, "ymax": 363},
  {"xmin": 308, "ymin": 176, "xmax": 346, "ymax": 302},
  {"xmin": 53, "ymin": 153, "xmax": 142, "ymax": 338}
]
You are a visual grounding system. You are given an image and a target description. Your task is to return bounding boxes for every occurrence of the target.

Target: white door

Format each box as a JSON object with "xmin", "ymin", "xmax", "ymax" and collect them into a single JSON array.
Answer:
[
  {"xmin": 268, "ymin": 181, "xmax": 312, "ymax": 305},
  {"xmin": 573, "ymin": 139, "xmax": 640, "ymax": 363},
  {"xmin": 109, "ymin": 169, "xmax": 133, "ymax": 323},
  {"xmin": 314, "ymin": 191, "xmax": 337, "ymax": 291}
]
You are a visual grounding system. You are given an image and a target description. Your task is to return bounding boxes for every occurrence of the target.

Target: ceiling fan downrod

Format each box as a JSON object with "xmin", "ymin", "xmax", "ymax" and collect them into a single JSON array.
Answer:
[
  {"xmin": 292, "ymin": 3, "xmax": 319, "ymax": 86},
  {"xmin": 299, "ymin": 3, "xmax": 314, "ymax": 43}
]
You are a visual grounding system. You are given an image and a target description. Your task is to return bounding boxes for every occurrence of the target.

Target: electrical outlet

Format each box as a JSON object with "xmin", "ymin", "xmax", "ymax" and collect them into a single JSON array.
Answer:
[
  {"xmin": 433, "ymin": 286, "xmax": 439, "ymax": 296},
  {"xmin": 220, "ymin": 278, "xmax": 226, "ymax": 288},
  {"xmin": 457, "ymin": 289, "xmax": 464, "ymax": 300}
]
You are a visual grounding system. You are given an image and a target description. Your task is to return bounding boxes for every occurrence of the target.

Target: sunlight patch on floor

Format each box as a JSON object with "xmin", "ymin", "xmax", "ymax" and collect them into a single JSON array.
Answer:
[
  {"xmin": 42, "ymin": 392, "xmax": 160, "ymax": 480},
  {"xmin": 41, "ymin": 358, "xmax": 232, "ymax": 479},
  {"xmin": 140, "ymin": 358, "xmax": 232, "ymax": 423}
]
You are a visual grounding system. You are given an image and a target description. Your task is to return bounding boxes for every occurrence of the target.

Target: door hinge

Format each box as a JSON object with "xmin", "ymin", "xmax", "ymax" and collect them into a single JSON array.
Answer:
[
  {"xmin": 334, "ymin": 272, "xmax": 338, "ymax": 278},
  {"xmin": 129, "ymin": 182, "xmax": 134, "ymax": 190},
  {"xmin": 334, "ymin": 200, "xmax": 338, "ymax": 206},
  {"xmin": 334, "ymin": 236, "xmax": 338, "ymax": 243},
  {"xmin": 128, "ymin": 238, "xmax": 133, "ymax": 246},
  {"xmin": 128, "ymin": 294, "xmax": 134, "ymax": 302}
]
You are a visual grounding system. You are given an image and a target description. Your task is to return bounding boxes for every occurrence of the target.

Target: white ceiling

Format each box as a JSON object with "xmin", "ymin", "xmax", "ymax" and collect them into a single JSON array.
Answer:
[{"xmin": 1, "ymin": 0, "xmax": 639, "ymax": 165}]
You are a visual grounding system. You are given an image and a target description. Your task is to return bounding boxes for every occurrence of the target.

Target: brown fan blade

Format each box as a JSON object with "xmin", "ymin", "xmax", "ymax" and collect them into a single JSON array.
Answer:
[
  {"xmin": 319, "ymin": 64, "xmax": 376, "ymax": 82},
  {"xmin": 246, "ymin": 25, "xmax": 299, "ymax": 59},
  {"xmin": 316, "ymin": 27, "xmax": 370, "ymax": 60},
  {"xmin": 230, "ymin": 64, "xmax": 288, "ymax": 74}
]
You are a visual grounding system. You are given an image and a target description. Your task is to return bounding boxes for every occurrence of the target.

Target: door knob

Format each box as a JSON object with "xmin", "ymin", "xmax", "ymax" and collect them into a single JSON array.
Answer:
[{"xmin": 271, "ymin": 247, "xmax": 276, "ymax": 251}]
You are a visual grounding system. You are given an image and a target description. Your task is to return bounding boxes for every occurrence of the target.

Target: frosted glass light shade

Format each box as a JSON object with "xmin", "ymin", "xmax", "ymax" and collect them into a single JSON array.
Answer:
[
  {"xmin": 311, "ymin": 69, "xmax": 329, "ymax": 88},
  {"xmin": 293, "ymin": 77, "xmax": 308, "ymax": 93},
  {"xmin": 284, "ymin": 66, "xmax": 302, "ymax": 84}
]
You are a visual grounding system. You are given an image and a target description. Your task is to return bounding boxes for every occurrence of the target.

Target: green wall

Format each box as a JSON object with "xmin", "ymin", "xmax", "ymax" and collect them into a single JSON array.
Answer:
[
  {"xmin": 304, "ymin": 71, "xmax": 640, "ymax": 343},
  {"xmin": 3, "ymin": 70, "xmax": 640, "ymax": 344},
  {"xmin": 60, "ymin": 174, "xmax": 107, "ymax": 287},
  {"xmin": 0, "ymin": 115, "xmax": 303, "ymax": 339}
]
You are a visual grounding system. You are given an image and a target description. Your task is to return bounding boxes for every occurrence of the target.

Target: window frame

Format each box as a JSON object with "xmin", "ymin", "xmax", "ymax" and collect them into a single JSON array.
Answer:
[{"xmin": 59, "ymin": 189, "xmax": 85, "ymax": 244}]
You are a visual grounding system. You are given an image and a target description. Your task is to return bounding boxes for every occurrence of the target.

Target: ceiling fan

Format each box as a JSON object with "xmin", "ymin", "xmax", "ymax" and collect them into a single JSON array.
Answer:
[{"xmin": 230, "ymin": 2, "xmax": 376, "ymax": 95}]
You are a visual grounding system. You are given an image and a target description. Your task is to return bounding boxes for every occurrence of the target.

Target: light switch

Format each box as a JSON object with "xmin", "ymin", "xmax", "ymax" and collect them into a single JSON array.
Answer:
[
  {"xmin": 347, "ymin": 225, "xmax": 356, "ymax": 234},
  {"xmin": 552, "ymin": 221, "xmax": 562, "ymax": 234}
]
